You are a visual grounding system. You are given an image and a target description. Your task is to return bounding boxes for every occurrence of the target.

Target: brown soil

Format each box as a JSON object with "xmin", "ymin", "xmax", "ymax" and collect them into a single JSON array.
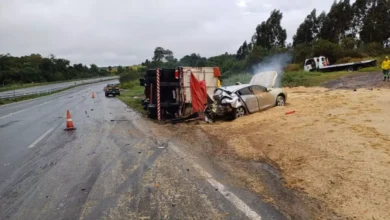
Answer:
[
  {"xmin": 198, "ymin": 84, "xmax": 390, "ymax": 219},
  {"xmin": 155, "ymin": 74, "xmax": 390, "ymax": 220}
]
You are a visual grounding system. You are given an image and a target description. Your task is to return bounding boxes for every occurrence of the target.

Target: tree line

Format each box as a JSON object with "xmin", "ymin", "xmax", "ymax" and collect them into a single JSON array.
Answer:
[
  {"xmin": 0, "ymin": 54, "xmax": 111, "ymax": 86},
  {"xmin": 137, "ymin": 0, "xmax": 389, "ymax": 80}
]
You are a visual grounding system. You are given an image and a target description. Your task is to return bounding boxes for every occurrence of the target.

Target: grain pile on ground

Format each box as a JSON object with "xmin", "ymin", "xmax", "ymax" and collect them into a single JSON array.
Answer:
[{"xmin": 198, "ymin": 86, "xmax": 390, "ymax": 219}]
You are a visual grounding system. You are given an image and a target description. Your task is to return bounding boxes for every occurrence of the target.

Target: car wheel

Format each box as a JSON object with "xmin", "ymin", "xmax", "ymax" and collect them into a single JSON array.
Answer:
[
  {"xmin": 276, "ymin": 95, "xmax": 285, "ymax": 106},
  {"xmin": 233, "ymin": 107, "xmax": 245, "ymax": 119}
]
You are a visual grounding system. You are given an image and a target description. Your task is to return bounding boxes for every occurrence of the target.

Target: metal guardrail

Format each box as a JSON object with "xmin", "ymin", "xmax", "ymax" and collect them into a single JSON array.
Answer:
[{"xmin": 0, "ymin": 77, "xmax": 119, "ymax": 99}]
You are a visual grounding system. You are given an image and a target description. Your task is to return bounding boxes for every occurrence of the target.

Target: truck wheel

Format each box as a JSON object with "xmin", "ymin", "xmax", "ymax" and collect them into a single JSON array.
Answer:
[
  {"xmin": 347, "ymin": 67, "xmax": 354, "ymax": 72},
  {"xmin": 105, "ymin": 93, "xmax": 108, "ymax": 97}
]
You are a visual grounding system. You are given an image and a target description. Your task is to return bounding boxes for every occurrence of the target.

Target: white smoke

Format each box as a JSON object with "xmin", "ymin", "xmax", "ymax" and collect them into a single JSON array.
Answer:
[{"xmin": 250, "ymin": 53, "xmax": 293, "ymax": 88}]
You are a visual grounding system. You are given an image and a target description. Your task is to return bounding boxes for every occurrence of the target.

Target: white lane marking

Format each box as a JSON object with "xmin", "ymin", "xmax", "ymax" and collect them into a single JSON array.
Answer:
[
  {"xmin": 168, "ymin": 142, "xmax": 262, "ymax": 220},
  {"xmin": 0, "ymin": 101, "xmax": 50, "ymax": 120},
  {"xmin": 27, "ymin": 127, "xmax": 55, "ymax": 148}
]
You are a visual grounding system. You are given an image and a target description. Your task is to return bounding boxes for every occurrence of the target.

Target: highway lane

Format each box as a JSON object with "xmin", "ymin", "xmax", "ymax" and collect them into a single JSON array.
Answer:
[
  {"xmin": 0, "ymin": 81, "xmax": 286, "ymax": 220},
  {"xmin": 0, "ymin": 76, "xmax": 118, "ymax": 98}
]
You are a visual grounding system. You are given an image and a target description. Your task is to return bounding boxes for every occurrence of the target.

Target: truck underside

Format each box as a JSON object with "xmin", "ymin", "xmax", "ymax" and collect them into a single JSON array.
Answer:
[{"xmin": 319, "ymin": 60, "xmax": 377, "ymax": 72}]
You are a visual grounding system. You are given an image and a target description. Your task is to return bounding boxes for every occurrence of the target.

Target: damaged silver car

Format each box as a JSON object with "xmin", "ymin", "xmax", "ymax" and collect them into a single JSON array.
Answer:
[{"xmin": 207, "ymin": 71, "xmax": 287, "ymax": 120}]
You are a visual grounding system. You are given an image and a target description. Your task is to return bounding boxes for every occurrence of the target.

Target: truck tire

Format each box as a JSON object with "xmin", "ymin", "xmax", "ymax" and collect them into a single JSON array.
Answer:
[{"xmin": 148, "ymin": 106, "xmax": 157, "ymax": 119}]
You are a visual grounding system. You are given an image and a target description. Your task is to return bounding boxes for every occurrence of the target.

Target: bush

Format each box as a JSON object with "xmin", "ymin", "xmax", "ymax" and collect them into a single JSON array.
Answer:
[
  {"xmin": 313, "ymin": 39, "xmax": 344, "ymax": 63},
  {"xmin": 284, "ymin": 64, "xmax": 301, "ymax": 72},
  {"xmin": 282, "ymin": 71, "xmax": 308, "ymax": 87},
  {"xmin": 120, "ymin": 81, "xmax": 138, "ymax": 89},
  {"xmin": 222, "ymin": 73, "xmax": 252, "ymax": 86},
  {"xmin": 361, "ymin": 42, "xmax": 385, "ymax": 56},
  {"xmin": 343, "ymin": 50, "xmax": 364, "ymax": 58},
  {"xmin": 120, "ymin": 72, "xmax": 141, "ymax": 83}
]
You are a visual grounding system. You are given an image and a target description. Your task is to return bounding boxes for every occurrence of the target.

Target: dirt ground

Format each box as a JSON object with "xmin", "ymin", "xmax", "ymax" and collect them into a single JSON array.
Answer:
[{"xmin": 161, "ymin": 72, "xmax": 390, "ymax": 219}]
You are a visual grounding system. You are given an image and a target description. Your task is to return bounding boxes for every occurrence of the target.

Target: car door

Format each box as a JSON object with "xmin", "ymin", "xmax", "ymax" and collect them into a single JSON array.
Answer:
[
  {"xmin": 251, "ymin": 85, "xmax": 275, "ymax": 110},
  {"xmin": 236, "ymin": 86, "xmax": 259, "ymax": 113}
]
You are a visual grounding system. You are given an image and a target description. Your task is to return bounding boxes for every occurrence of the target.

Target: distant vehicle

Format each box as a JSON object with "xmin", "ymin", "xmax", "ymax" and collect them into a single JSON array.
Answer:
[
  {"xmin": 209, "ymin": 71, "xmax": 287, "ymax": 120},
  {"xmin": 304, "ymin": 56, "xmax": 377, "ymax": 72},
  {"xmin": 104, "ymin": 83, "xmax": 120, "ymax": 97}
]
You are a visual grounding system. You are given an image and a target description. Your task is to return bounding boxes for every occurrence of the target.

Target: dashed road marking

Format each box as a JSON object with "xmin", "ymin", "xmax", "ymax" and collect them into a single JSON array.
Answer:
[
  {"xmin": 27, "ymin": 127, "xmax": 55, "ymax": 148},
  {"xmin": 0, "ymin": 101, "xmax": 50, "ymax": 120}
]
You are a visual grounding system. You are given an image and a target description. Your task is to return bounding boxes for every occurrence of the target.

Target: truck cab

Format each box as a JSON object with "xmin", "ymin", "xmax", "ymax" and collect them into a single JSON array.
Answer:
[{"xmin": 304, "ymin": 56, "xmax": 328, "ymax": 71}]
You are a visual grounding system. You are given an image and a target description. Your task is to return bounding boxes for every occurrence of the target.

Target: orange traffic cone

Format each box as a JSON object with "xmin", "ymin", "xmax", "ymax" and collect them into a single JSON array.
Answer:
[
  {"xmin": 64, "ymin": 110, "xmax": 76, "ymax": 130},
  {"xmin": 92, "ymin": 92, "xmax": 95, "ymax": 98}
]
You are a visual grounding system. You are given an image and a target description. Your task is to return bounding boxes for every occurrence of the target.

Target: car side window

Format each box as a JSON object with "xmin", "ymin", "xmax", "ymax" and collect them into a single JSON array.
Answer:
[
  {"xmin": 237, "ymin": 87, "xmax": 253, "ymax": 96},
  {"xmin": 251, "ymin": 85, "xmax": 267, "ymax": 94}
]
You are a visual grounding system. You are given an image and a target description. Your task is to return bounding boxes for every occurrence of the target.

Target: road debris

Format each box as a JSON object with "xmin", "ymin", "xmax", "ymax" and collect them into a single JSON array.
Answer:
[{"xmin": 285, "ymin": 110, "xmax": 295, "ymax": 115}]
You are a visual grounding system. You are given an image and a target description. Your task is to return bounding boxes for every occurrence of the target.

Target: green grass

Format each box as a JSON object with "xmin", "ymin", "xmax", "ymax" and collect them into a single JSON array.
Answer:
[
  {"xmin": 282, "ymin": 70, "xmax": 364, "ymax": 87},
  {"xmin": 117, "ymin": 83, "xmax": 145, "ymax": 113},
  {"xmin": 0, "ymin": 76, "xmax": 113, "ymax": 92}
]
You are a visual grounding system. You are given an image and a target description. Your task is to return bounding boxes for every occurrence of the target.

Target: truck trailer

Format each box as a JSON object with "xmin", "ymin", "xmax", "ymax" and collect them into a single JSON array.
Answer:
[
  {"xmin": 139, "ymin": 67, "xmax": 221, "ymax": 120},
  {"xmin": 304, "ymin": 56, "xmax": 377, "ymax": 72}
]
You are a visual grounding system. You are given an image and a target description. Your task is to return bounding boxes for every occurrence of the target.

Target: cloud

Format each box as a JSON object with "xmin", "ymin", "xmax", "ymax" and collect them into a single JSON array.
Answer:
[{"xmin": 0, "ymin": 0, "xmax": 344, "ymax": 66}]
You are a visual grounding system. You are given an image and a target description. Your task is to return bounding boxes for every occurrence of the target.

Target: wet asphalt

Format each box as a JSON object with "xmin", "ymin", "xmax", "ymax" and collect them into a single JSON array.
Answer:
[
  {"xmin": 0, "ymin": 81, "xmax": 286, "ymax": 220},
  {"xmin": 0, "ymin": 76, "xmax": 118, "ymax": 98}
]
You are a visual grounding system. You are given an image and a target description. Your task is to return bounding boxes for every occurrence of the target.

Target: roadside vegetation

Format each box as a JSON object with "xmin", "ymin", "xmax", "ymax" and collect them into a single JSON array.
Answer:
[
  {"xmin": 0, "ymin": 78, "xmax": 115, "ymax": 106},
  {"xmin": 117, "ymin": 1, "xmax": 389, "ymax": 93},
  {"xmin": 117, "ymin": 83, "xmax": 144, "ymax": 113},
  {"xmin": 0, "ymin": 54, "xmax": 112, "ymax": 90}
]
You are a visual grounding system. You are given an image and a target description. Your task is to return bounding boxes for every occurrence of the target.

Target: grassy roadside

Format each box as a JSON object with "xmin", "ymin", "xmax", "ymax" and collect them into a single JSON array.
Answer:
[
  {"xmin": 117, "ymin": 84, "xmax": 145, "ymax": 113},
  {"xmin": 282, "ymin": 70, "xmax": 366, "ymax": 87},
  {"xmin": 0, "ymin": 75, "xmax": 115, "ymax": 92},
  {"xmin": 0, "ymin": 78, "xmax": 116, "ymax": 106}
]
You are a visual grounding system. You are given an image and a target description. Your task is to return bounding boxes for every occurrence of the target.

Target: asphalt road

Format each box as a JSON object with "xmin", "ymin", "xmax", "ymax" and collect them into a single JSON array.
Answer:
[
  {"xmin": 0, "ymin": 80, "xmax": 286, "ymax": 220},
  {"xmin": 0, "ymin": 76, "xmax": 118, "ymax": 98}
]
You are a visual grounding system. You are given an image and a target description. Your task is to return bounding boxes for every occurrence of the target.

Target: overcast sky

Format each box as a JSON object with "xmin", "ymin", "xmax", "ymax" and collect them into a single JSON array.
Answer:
[{"xmin": 0, "ymin": 0, "xmax": 352, "ymax": 66}]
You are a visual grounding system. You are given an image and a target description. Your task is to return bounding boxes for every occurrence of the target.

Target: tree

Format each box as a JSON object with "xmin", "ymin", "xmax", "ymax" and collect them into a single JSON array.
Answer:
[
  {"xmin": 108, "ymin": 66, "xmax": 112, "ymax": 72},
  {"xmin": 90, "ymin": 64, "xmax": 99, "ymax": 75},
  {"xmin": 318, "ymin": 0, "xmax": 354, "ymax": 43},
  {"xmin": 245, "ymin": 44, "xmax": 268, "ymax": 68},
  {"xmin": 117, "ymin": 66, "xmax": 124, "ymax": 74},
  {"xmin": 179, "ymin": 53, "xmax": 207, "ymax": 66},
  {"xmin": 293, "ymin": 9, "xmax": 319, "ymax": 46},
  {"xmin": 253, "ymin": 10, "xmax": 287, "ymax": 50},
  {"xmin": 360, "ymin": 0, "xmax": 390, "ymax": 44},
  {"xmin": 152, "ymin": 47, "xmax": 166, "ymax": 63}
]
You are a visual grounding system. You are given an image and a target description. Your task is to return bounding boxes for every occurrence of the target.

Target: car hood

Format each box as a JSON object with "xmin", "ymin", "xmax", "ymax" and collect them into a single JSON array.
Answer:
[{"xmin": 249, "ymin": 71, "xmax": 278, "ymax": 88}]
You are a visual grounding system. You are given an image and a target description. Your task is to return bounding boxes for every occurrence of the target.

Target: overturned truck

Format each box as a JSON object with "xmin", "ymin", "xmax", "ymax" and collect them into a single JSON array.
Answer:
[{"xmin": 139, "ymin": 67, "xmax": 221, "ymax": 120}]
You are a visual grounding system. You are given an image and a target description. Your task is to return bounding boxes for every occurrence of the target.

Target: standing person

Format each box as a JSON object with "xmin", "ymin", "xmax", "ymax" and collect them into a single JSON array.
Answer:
[
  {"xmin": 382, "ymin": 56, "xmax": 390, "ymax": 81},
  {"xmin": 217, "ymin": 77, "xmax": 222, "ymax": 88}
]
